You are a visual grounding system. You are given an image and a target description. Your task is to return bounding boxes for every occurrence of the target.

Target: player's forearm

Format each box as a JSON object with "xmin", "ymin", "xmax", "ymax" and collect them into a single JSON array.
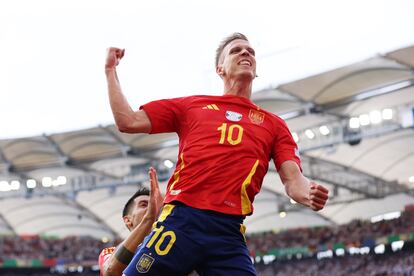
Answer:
[
  {"xmin": 284, "ymin": 175, "xmax": 311, "ymax": 207},
  {"xmin": 103, "ymin": 216, "xmax": 155, "ymax": 276},
  {"xmin": 123, "ymin": 215, "xmax": 154, "ymax": 252},
  {"xmin": 279, "ymin": 161, "xmax": 311, "ymax": 207},
  {"xmin": 106, "ymin": 68, "xmax": 136, "ymax": 131}
]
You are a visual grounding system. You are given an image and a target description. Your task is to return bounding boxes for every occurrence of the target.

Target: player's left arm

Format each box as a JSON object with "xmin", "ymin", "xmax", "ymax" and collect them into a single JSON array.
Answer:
[
  {"xmin": 279, "ymin": 160, "xmax": 329, "ymax": 211},
  {"xmin": 103, "ymin": 168, "xmax": 163, "ymax": 276}
]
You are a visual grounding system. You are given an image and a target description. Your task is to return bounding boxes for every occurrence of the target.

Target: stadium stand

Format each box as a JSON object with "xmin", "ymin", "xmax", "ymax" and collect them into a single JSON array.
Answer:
[
  {"xmin": 255, "ymin": 250, "xmax": 414, "ymax": 275},
  {"xmin": 1, "ymin": 207, "xmax": 413, "ymax": 275}
]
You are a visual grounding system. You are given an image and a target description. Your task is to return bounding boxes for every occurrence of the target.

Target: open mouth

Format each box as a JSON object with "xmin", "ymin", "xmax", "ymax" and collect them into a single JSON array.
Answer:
[{"xmin": 238, "ymin": 60, "xmax": 252, "ymax": 66}]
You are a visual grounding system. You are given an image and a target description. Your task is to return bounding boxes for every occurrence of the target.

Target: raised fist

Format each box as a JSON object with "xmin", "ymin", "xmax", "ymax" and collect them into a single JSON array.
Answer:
[{"xmin": 105, "ymin": 47, "xmax": 125, "ymax": 69}]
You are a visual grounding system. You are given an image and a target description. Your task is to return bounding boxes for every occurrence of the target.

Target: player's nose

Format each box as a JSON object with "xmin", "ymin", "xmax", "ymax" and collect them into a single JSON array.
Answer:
[{"xmin": 240, "ymin": 48, "xmax": 251, "ymax": 56}]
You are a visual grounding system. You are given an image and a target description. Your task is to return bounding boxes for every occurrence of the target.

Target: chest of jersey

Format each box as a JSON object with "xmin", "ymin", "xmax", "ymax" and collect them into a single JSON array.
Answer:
[{"xmin": 180, "ymin": 98, "xmax": 275, "ymax": 160}]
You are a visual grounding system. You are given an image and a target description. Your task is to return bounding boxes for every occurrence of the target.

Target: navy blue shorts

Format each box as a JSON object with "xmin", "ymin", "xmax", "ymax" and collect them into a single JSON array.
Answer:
[{"xmin": 123, "ymin": 202, "xmax": 256, "ymax": 276}]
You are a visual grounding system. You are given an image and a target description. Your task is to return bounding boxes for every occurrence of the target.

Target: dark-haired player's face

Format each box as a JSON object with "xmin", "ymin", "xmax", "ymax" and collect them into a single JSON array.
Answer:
[
  {"xmin": 130, "ymin": 195, "xmax": 150, "ymax": 229},
  {"xmin": 218, "ymin": 39, "xmax": 256, "ymax": 80}
]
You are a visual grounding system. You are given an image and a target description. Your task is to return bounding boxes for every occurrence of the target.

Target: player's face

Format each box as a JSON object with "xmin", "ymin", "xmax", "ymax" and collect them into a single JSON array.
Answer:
[
  {"xmin": 218, "ymin": 39, "xmax": 256, "ymax": 80},
  {"xmin": 129, "ymin": 195, "xmax": 150, "ymax": 229}
]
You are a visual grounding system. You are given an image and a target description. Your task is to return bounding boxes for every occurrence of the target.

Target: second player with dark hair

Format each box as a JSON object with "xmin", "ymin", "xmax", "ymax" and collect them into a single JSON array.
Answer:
[{"xmin": 99, "ymin": 168, "xmax": 163, "ymax": 276}]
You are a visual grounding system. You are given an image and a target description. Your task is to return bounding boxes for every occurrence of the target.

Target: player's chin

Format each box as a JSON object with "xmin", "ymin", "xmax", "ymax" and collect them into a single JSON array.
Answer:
[{"xmin": 236, "ymin": 70, "xmax": 255, "ymax": 80}]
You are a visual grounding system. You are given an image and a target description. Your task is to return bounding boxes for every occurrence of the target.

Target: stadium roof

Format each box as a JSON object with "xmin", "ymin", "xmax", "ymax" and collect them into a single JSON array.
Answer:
[
  {"xmin": 1, "ymin": 45, "xmax": 414, "ymax": 239},
  {"xmin": 2, "ymin": 0, "xmax": 414, "ymax": 139}
]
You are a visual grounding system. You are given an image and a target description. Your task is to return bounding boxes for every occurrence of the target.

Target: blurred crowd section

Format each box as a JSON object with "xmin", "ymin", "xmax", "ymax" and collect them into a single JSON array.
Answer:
[
  {"xmin": 0, "ymin": 235, "xmax": 121, "ymax": 265},
  {"xmin": 256, "ymin": 250, "xmax": 414, "ymax": 275},
  {"xmin": 0, "ymin": 206, "xmax": 413, "ymax": 275},
  {"xmin": 247, "ymin": 206, "xmax": 414, "ymax": 256}
]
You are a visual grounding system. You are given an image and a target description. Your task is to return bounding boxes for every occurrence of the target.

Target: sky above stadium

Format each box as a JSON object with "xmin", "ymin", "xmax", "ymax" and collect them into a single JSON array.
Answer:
[{"xmin": 1, "ymin": 0, "xmax": 414, "ymax": 139}]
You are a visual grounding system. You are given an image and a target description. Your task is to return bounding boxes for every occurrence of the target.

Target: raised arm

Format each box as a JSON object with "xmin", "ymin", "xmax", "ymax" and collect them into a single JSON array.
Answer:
[
  {"xmin": 278, "ymin": 160, "xmax": 328, "ymax": 211},
  {"xmin": 105, "ymin": 47, "xmax": 151, "ymax": 133},
  {"xmin": 102, "ymin": 168, "xmax": 164, "ymax": 276}
]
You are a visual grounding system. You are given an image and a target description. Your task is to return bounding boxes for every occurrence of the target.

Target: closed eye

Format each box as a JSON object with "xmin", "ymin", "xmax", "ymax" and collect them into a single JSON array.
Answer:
[
  {"xmin": 138, "ymin": 201, "xmax": 148, "ymax": 208},
  {"xmin": 230, "ymin": 47, "xmax": 242, "ymax": 54},
  {"xmin": 229, "ymin": 46, "xmax": 255, "ymax": 56}
]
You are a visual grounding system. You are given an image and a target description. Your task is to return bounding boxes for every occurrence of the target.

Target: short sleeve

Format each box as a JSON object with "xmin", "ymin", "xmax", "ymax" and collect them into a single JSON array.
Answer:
[
  {"xmin": 140, "ymin": 97, "xmax": 185, "ymax": 134},
  {"xmin": 272, "ymin": 119, "xmax": 301, "ymax": 172}
]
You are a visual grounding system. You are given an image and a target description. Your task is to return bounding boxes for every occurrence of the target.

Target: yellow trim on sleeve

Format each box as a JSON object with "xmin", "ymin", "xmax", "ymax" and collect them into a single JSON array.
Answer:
[{"xmin": 241, "ymin": 160, "xmax": 259, "ymax": 215}]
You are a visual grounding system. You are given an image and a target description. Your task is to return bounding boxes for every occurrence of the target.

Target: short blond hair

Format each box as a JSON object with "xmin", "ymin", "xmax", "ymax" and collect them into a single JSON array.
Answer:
[{"xmin": 215, "ymin": 32, "xmax": 249, "ymax": 67}]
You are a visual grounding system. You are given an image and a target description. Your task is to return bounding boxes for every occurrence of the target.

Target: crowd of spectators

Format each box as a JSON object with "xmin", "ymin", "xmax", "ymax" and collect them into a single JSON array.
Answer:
[
  {"xmin": 247, "ymin": 207, "xmax": 414, "ymax": 256},
  {"xmin": 256, "ymin": 250, "xmax": 414, "ymax": 275},
  {"xmin": 0, "ymin": 207, "xmax": 413, "ymax": 275},
  {"xmin": 0, "ymin": 235, "xmax": 121, "ymax": 265},
  {"xmin": 0, "ymin": 268, "xmax": 99, "ymax": 276}
]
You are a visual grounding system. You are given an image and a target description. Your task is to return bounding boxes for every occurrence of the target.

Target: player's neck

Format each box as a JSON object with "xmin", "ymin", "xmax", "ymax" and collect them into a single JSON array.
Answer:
[{"xmin": 223, "ymin": 79, "xmax": 252, "ymax": 99}]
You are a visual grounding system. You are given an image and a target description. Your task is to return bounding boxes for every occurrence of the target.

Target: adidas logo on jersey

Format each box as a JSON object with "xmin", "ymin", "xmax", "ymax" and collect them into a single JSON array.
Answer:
[{"xmin": 202, "ymin": 104, "xmax": 219, "ymax": 110}]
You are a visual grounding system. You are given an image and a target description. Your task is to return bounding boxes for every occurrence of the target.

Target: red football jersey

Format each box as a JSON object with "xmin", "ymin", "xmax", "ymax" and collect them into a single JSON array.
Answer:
[
  {"xmin": 98, "ymin": 246, "xmax": 115, "ymax": 276},
  {"xmin": 141, "ymin": 94, "xmax": 301, "ymax": 215}
]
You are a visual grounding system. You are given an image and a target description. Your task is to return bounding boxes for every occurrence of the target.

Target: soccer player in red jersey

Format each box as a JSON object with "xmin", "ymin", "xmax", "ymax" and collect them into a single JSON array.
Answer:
[
  {"xmin": 105, "ymin": 33, "xmax": 329, "ymax": 275},
  {"xmin": 99, "ymin": 168, "xmax": 163, "ymax": 276}
]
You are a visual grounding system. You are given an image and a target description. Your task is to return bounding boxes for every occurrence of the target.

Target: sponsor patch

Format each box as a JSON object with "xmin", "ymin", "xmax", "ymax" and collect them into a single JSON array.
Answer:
[
  {"xmin": 136, "ymin": 253, "xmax": 154, "ymax": 273},
  {"xmin": 248, "ymin": 109, "xmax": 265, "ymax": 125},
  {"xmin": 225, "ymin": 111, "xmax": 242, "ymax": 122}
]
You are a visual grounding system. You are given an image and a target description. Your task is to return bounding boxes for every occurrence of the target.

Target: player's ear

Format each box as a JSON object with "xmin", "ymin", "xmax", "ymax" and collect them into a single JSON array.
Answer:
[
  {"xmin": 216, "ymin": 65, "xmax": 225, "ymax": 78},
  {"xmin": 123, "ymin": 215, "xmax": 132, "ymax": 230}
]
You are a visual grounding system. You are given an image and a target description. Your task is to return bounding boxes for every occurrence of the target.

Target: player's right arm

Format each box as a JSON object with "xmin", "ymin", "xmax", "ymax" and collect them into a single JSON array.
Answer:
[
  {"xmin": 105, "ymin": 47, "xmax": 151, "ymax": 134},
  {"xmin": 102, "ymin": 168, "xmax": 164, "ymax": 276}
]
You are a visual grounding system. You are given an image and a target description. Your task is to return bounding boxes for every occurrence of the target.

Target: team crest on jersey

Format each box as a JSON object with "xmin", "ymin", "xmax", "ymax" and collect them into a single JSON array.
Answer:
[
  {"xmin": 136, "ymin": 254, "xmax": 154, "ymax": 273},
  {"xmin": 249, "ymin": 109, "xmax": 265, "ymax": 124},
  {"xmin": 225, "ymin": 111, "xmax": 242, "ymax": 122}
]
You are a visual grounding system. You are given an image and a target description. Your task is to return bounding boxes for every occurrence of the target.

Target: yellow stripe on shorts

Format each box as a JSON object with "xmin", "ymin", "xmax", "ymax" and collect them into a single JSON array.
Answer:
[{"xmin": 157, "ymin": 204, "xmax": 175, "ymax": 222}]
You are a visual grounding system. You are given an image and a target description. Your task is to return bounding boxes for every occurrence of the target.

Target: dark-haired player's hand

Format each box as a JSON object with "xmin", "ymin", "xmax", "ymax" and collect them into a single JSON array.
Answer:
[{"xmin": 146, "ymin": 167, "xmax": 164, "ymax": 220}]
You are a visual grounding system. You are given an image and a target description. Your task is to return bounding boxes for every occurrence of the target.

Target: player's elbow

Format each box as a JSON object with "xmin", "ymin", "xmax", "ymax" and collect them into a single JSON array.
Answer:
[
  {"xmin": 116, "ymin": 119, "xmax": 134, "ymax": 133},
  {"xmin": 116, "ymin": 112, "xmax": 151, "ymax": 134},
  {"xmin": 117, "ymin": 121, "xmax": 149, "ymax": 134},
  {"xmin": 115, "ymin": 118, "xmax": 139, "ymax": 133}
]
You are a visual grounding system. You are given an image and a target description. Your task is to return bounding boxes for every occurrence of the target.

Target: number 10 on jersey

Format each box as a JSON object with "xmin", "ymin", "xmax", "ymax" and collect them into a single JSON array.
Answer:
[{"xmin": 217, "ymin": 123, "xmax": 244, "ymax": 145}]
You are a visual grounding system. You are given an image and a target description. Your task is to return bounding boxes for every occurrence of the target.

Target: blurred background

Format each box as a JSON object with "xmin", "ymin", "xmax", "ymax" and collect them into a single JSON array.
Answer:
[{"xmin": 1, "ymin": 0, "xmax": 414, "ymax": 275}]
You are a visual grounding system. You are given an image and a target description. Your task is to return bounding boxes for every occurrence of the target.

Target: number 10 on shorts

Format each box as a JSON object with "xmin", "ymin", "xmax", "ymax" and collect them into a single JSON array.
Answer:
[{"xmin": 146, "ymin": 225, "xmax": 176, "ymax": 256}]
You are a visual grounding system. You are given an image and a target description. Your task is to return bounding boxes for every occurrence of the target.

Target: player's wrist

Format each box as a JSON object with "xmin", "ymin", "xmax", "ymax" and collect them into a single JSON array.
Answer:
[
  {"xmin": 114, "ymin": 245, "xmax": 134, "ymax": 265},
  {"xmin": 105, "ymin": 66, "xmax": 117, "ymax": 73},
  {"xmin": 142, "ymin": 212, "xmax": 157, "ymax": 222}
]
